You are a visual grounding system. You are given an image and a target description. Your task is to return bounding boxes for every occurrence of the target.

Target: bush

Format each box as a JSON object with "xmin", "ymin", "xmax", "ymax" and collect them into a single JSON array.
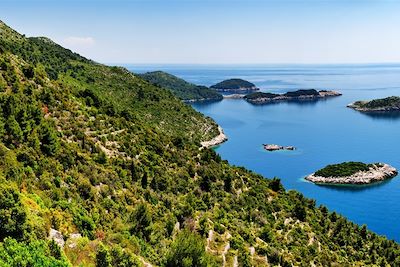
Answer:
[{"xmin": 165, "ymin": 229, "xmax": 210, "ymax": 267}]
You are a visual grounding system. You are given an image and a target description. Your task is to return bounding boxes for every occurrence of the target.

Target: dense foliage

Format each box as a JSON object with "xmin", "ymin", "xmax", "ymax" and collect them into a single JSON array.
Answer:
[
  {"xmin": 354, "ymin": 96, "xmax": 400, "ymax": 109},
  {"xmin": 0, "ymin": 20, "xmax": 400, "ymax": 266},
  {"xmin": 245, "ymin": 89, "xmax": 320, "ymax": 101},
  {"xmin": 283, "ymin": 89, "xmax": 319, "ymax": 97},
  {"xmin": 210, "ymin": 79, "xmax": 257, "ymax": 90},
  {"xmin": 244, "ymin": 92, "xmax": 279, "ymax": 100},
  {"xmin": 139, "ymin": 71, "xmax": 222, "ymax": 101},
  {"xmin": 314, "ymin": 162, "xmax": 373, "ymax": 177}
]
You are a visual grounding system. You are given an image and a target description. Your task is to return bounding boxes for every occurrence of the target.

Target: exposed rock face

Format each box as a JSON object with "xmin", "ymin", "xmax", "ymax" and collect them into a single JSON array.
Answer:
[
  {"xmin": 201, "ymin": 126, "xmax": 227, "ymax": 148},
  {"xmin": 263, "ymin": 144, "xmax": 295, "ymax": 151},
  {"xmin": 246, "ymin": 89, "xmax": 341, "ymax": 104},
  {"xmin": 223, "ymin": 94, "xmax": 246, "ymax": 99},
  {"xmin": 306, "ymin": 163, "xmax": 398, "ymax": 185},
  {"xmin": 49, "ymin": 228, "xmax": 65, "ymax": 248},
  {"xmin": 66, "ymin": 233, "xmax": 82, "ymax": 249}
]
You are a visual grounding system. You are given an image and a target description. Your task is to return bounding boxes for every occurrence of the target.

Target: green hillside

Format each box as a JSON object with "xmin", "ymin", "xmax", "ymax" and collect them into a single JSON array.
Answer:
[
  {"xmin": 0, "ymin": 20, "xmax": 399, "ymax": 266},
  {"xmin": 139, "ymin": 71, "xmax": 223, "ymax": 101}
]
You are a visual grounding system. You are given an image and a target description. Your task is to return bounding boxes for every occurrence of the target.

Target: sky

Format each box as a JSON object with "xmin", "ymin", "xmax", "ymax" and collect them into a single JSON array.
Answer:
[{"xmin": 1, "ymin": 0, "xmax": 400, "ymax": 64}]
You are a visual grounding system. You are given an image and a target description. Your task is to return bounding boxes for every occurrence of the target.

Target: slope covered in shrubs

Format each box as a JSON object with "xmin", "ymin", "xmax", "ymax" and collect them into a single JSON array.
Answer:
[{"xmin": 0, "ymin": 20, "xmax": 400, "ymax": 266}]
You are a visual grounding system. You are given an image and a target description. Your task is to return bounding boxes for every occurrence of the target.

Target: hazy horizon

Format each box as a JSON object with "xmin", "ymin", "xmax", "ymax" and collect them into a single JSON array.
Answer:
[{"xmin": 2, "ymin": 0, "xmax": 400, "ymax": 64}]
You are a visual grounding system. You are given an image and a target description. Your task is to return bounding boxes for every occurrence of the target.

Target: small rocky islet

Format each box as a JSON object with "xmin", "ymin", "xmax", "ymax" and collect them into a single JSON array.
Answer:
[
  {"xmin": 263, "ymin": 144, "xmax": 296, "ymax": 151},
  {"xmin": 305, "ymin": 162, "xmax": 398, "ymax": 185},
  {"xmin": 348, "ymin": 96, "xmax": 400, "ymax": 112}
]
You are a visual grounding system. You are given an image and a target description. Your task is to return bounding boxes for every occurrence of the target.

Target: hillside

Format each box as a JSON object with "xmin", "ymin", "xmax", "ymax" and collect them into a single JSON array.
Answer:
[
  {"xmin": 0, "ymin": 20, "xmax": 400, "ymax": 266},
  {"xmin": 139, "ymin": 71, "xmax": 223, "ymax": 101}
]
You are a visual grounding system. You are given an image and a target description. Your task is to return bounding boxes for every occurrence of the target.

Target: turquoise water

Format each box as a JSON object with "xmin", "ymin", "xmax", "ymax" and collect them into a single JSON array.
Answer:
[{"xmin": 127, "ymin": 64, "xmax": 400, "ymax": 242}]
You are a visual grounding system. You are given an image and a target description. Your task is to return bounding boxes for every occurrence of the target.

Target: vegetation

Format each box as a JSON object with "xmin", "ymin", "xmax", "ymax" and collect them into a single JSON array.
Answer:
[
  {"xmin": 139, "ymin": 71, "xmax": 222, "ymax": 101},
  {"xmin": 314, "ymin": 162, "xmax": 374, "ymax": 177},
  {"xmin": 210, "ymin": 78, "xmax": 257, "ymax": 90},
  {"xmin": 0, "ymin": 20, "xmax": 400, "ymax": 266},
  {"xmin": 245, "ymin": 89, "xmax": 320, "ymax": 101},
  {"xmin": 283, "ymin": 89, "xmax": 319, "ymax": 97},
  {"xmin": 353, "ymin": 96, "xmax": 400, "ymax": 110},
  {"xmin": 244, "ymin": 92, "xmax": 279, "ymax": 100}
]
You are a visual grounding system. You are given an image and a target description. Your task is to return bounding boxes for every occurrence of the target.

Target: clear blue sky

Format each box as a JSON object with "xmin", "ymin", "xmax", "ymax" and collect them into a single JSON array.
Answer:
[{"xmin": 1, "ymin": 0, "xmax": 400, "ymax": 64}]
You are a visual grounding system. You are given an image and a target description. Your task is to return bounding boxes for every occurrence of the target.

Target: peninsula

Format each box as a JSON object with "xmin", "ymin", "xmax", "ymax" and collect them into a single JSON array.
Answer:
[
  {"xmin": 245, "ymin": 89, "xmax": 341, "ymax": 104},
  {"xmin": 306, "ymin": 162, "xmax": 398, "ymax": 185},
  {"xmin": 348, "ymin": 96, "xmax": 400, "ymax": 112},
  {"xmin": 201, "ymin": 126, "xmax": 228, "ymax": 148},
  {"xmin": 210, "ymin": 78, "xmax": 259, "ymax": 93},
  {"xmin": 139, "ymin": 71, "xmax": 223, "ymax": 102}
]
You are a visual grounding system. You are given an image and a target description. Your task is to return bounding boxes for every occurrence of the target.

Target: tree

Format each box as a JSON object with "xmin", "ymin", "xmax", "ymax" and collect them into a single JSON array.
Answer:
[
  {"xmin": 130, "ymin": 203, "xmax": 152, "ymax": 240},
  {"xmin": 165, "ymin": 229, "xmax": 210, "ymax": 267},
  {"xmin": 269, "ymin": 177, "xmax": 282, "ymax": 192},
  {"xmin": 40, "ymin": 122, "xmax": 59, "ymax": 156},
  {"xmin": 5, "ymin": 115, "xmax": 23, "ymax": 146},
  {"xmin": 0, "ymin": 183, "xmax": 27, "ymax": 241},
  {"xmin": 293, "ymin": 203, "xmax": 306, "ymax": 221},
  {"xmin": 96, "ymin": 243, "xmax": 112, "ymax": 267}
]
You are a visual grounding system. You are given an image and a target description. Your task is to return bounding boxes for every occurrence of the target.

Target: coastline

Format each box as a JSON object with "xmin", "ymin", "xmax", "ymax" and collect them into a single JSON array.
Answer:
[
  {"xmin": 305, "ymin": 163, "xmax": 398, "ymax": 185},
  {"xmin": 201, "ymin": 126, "xmax": 227, "ymax": 148}
]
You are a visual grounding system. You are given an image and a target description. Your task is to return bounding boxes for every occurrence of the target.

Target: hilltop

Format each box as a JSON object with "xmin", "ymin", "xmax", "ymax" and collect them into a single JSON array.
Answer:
[
  {"xmin": 139, "ymin": 71, "xmax": 223, "ymax": 102},
  {"xmin": 0, "ymin": 20, "xmax": 400, "ymax": 266}
]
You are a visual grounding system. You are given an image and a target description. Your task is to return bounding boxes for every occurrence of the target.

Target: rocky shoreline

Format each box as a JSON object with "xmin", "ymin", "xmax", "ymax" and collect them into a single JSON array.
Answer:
[
  {"xmin": 201, "ymin": 126, "xmax": 227, "ymax": 148},
  {"xmin": 263, "ymin": 144, "xmax": 295, "ymax": 151},
  {"xmin": 305, "ymin": 163, "xmax": 398, "ymax": 185}
]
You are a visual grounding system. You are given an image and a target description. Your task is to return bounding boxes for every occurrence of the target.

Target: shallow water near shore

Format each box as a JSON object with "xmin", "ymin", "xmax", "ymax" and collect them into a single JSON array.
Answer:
[{"xmin": 127, "ymin": 64, "xmax": 400, "ymax": 242}]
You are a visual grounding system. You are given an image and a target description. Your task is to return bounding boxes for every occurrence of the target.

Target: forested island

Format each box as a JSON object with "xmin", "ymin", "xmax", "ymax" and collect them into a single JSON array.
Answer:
[
  {"xmin": 245, "ymin": 89, "xmax": 341, "ymax": 104},
  {"xmin": 1, "ymin": 20, "xmax": 400, "ymax": 266},
  {"xmin": 210, "ymin": 78, "xmax": 259, "ymax": 93},
  {"xmin": 348, "ymin": 96, "xmax": 400, "ymax": 112},
  {"xmin": 139, "ymin": 71, "xmax": 223, "ymax": 102},
  {"xmin": 306, "ymin": 162, "xmax": 398, "ymax": 185}
]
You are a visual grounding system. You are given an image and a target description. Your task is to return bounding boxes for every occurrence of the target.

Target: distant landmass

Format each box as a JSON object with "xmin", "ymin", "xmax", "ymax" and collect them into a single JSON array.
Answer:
[
  {"xmin": 348, "ymin": 96, "xmax": 400, "ymax": 112},
  {"xmin": 210, "ymin": 78, "xmax": 259, "ymax": 93},
  {"xmin": 245, "ymin": 89, "xmax": 341, "ymax": 104},
  {"xmin": 306, "ymin": 162, "xmax": 398, "ymax": 185},
  {"xmin": 139, "ymin": 71, "xmax": 223, "ymax": 101}
]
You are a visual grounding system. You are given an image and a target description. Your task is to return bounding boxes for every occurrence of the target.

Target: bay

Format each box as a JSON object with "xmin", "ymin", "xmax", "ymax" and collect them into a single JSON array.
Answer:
[{"xmin": 127, "ymin": 64, "xmax": 400, "ymax": 242}]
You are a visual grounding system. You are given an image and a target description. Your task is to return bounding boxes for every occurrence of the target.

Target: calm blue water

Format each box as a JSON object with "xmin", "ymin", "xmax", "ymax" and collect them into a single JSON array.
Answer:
[{"xmin": 126, "ymin": 64, "xmax": 400, "ymax": 242}]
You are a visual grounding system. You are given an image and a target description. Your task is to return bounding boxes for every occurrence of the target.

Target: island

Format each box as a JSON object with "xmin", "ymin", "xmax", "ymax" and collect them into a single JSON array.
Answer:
[
  {"xmin": 139, "ymin": 71, "xmax": 223, "ymax": 102},
  {"xmin": 245, "ymin": 89, "xmax": 341, "ymax": 104},
  {"xmin": 305, "ymin": 162, "xmax": 398, "ymax": 185},
  {"xmin": 263, "ymin": 144, "xmax": 295, "ymax": 151},
  {"xmin": 347, "ymin": 96, "xmax": 400, "ymax": 112},
  {"xmin": 210, "ymin": 78, "xmax": 259, "ymax": 93}
]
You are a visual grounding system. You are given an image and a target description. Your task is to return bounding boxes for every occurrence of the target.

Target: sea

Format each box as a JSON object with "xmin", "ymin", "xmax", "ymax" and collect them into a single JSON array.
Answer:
[{"xmin": 125, "ymin": 64, "xmax": 400, "ymax": 242}]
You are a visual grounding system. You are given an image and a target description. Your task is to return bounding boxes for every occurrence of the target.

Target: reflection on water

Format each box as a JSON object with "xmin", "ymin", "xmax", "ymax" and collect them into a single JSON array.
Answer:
[
  {"xmin": 314, "ymin": 178, "xmax": 397, "ymax": 192},
  {"xmin": 361, "ymin": 111, "xmax": 400, "ymax": 120}
]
